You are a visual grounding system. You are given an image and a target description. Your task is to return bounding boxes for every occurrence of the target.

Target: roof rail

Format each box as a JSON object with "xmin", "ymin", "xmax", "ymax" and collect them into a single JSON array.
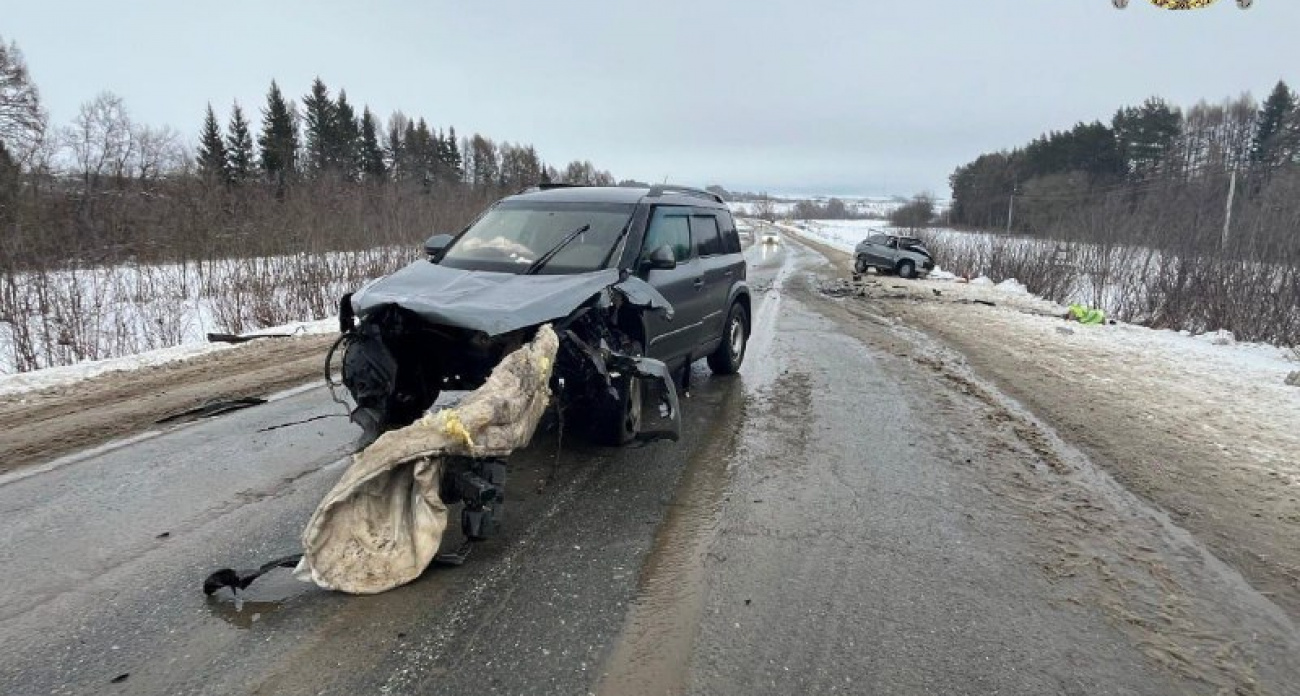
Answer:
[
  {"xmin": 520, "ymin": 182, "xmax": 584, "ymax": 195},
  {"xmin": 647, "ymin": 184, "xmax": 725, "ymax": 204}
]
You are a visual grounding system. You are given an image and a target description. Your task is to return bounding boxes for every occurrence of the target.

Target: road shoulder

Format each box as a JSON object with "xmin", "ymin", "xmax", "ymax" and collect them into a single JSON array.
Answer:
[{"xmin": 0, "ymin": 334, "xmax": 337, "ymax": 474}]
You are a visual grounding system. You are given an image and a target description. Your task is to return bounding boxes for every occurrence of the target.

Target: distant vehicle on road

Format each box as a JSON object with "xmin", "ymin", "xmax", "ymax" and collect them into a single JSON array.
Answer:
[
  {"xmin": 854, "ymin": 233, "xmax": 934, "ymax": 279},
  {"xmin": 760, "ymin": 229, "xmax": 781, "ymax": 245}
]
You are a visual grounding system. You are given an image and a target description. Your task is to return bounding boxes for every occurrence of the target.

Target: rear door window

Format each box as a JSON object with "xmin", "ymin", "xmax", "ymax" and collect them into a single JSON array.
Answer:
[
  {"xmin": 866, "ymin": 234, "xmax": 889, "ymax": 245},
  {"xmin": 690, "ymin": 213, "xmax": 723, "ymax": 257},
  {"xmin": 643, "ymin": 206, "xmax": 693, "ymax": 262},
  {"xmin": 716, "ymin": 211, "xmax": 742, "ymax": 253}
]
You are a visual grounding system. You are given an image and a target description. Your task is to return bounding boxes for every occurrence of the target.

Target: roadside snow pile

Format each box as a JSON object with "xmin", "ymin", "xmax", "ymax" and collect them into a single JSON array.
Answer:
[
  {"xmin": 995, "ymin": 279, "xmax": 1029, "ymax": 295},
  {"xmin": 0, "ymin": 317, "xmax": 336, "ymax": 398},
  {"xmin": 929, "ymin": 267, "xmax": 958, "ymax": 281},
  {"xmin": 970, "ymin": 276, "xmax": 993, "ymax": 286},
  {"xmin": 1196, "ymin": 329, "xmax": 1236, "ymax": 347}
]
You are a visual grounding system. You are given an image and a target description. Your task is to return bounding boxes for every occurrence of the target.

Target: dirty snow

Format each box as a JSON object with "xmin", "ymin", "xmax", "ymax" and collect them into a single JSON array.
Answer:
[{"xmin": 0, "ymin": 317, "xmax": 336, "ymax": 398}]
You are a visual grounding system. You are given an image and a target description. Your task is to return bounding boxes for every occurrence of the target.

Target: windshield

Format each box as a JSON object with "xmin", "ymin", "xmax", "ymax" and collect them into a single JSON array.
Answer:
[{"xmin": 440, "ymin": 201, "xmax": 635, "ymax": 274}]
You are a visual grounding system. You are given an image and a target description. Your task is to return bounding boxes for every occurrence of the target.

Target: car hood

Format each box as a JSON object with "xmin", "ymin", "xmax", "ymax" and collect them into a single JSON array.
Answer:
[{"xmin": 351, "ymin": 260, "xmax": 659, "ymax": 337}]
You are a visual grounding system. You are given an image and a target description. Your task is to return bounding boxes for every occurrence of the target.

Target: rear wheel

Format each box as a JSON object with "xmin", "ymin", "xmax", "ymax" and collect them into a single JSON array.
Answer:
[
  {"xmin": 897, "ymin": 259, "xmax": 916, "ymax": 279},
  {"xmin": 707, "ymin": 302, "xmax": 749, "ymax": 375}
]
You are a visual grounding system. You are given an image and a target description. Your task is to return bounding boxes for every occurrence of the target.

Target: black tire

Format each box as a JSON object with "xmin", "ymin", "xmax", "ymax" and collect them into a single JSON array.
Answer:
[
  {"xmin": 897, "ymin": 260, "xmax": 916, "ymax": 279},
  {"xmin": 593, "ymin": 343, "xmax": 644, "ymax": 446},
  {"xmin": 854, "ymin": 256, "xmax": 869, "ymax": 274},
  {"xmin": 707, "ymin": 302, "xmax": 749, "ymax": 375}
]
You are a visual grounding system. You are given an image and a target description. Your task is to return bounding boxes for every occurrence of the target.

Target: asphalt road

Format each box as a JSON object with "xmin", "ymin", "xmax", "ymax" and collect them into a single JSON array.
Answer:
[{"xmin": 2, "ymin": 236, "xmax": 1297, "ymax": 696}]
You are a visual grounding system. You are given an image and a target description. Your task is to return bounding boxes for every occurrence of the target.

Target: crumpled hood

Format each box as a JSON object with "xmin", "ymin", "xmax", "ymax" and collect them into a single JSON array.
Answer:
[{"xmin": 351, "ymin": 261, "xmax": 631, "ymax": 337}]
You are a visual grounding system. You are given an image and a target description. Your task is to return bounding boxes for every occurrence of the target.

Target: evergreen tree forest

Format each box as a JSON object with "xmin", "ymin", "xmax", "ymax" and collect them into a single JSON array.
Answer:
[{"xmin": 948, "ymin": 82, "xmax": 1300, "ymax": 257}]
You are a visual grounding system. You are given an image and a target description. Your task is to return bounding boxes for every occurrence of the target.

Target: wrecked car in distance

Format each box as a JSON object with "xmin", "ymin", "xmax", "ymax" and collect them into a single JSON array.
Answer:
[
  {"xmin": 332, "ymin": 184, "xmax": 752, "ymax": 446},
  {"xmin": 853, "ymin": 232, "xmax": 934, "ymax": 279}
]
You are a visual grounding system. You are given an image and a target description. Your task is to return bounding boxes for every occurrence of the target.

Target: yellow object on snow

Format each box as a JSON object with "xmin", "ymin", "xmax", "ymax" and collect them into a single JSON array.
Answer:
[{"xmin": 1068, "ymin": 304, "xmax": 1106, "ymax": 325}]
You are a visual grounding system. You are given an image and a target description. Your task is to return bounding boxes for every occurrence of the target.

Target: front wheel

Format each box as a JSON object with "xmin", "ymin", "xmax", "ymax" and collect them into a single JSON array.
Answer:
[
  {"xmin": 854, "ymin": 256, "xmax": 869, "ymax": 274},
  {"xmin": 593, "ymin": 343, "xmax": 644, "ymax": 446},
  {"xmin": 707, "ymin": 303, "xmax": 749, "ymax": 375}
]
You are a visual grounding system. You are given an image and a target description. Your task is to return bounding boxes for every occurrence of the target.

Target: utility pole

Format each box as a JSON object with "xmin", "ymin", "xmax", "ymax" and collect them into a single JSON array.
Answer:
[
  {"xmin": 1221, "ymin": 171, "xmax": 1237, "ymax": 250},
  {"xmin": 1006, "ymin": 187, "xmax": 1017, "ymax": 235}
]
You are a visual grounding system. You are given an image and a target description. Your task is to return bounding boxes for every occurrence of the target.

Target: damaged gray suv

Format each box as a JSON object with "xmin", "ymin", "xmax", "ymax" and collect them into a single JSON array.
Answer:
[{"xmin": 334, "ymin": 184, "xmax": 751, "ymax": 446}]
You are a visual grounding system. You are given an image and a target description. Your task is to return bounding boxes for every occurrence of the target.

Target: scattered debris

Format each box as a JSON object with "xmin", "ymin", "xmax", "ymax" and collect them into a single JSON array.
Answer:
[
  {"xmin": 257, "ymin": 413, "xmax": 346, "ymax": 433},
  {"xmin": 203, "ymin": 555, "xmax": 304, "ymax": 596},
  {"xmin": 820, "ymin": 278, "xmax": 868, "ymax": 298},
  {"xmin": 156, "ymin": 531, "xmax": 170, "ymax": 539},
  {"xmin": 1056, "ymin": 326, "xmax": 1075, "ymax": 336},
  {"xmin": 207, "ymin": 332, "xmax": 297, "ymax": 344},
  {"xmin": 110, "ymin": 674, "xmax": 130, "ymax": 684},
  {"xmin": 1286, "ymin": 371, "xmax": 1300, "ymax": 387},
  {"xmin": 931, "ymin": 288, "xmax": 942, "ymax": 297},
  {"xmin": 155, "ymin": 397, "xmax": 267, "ymax": 424}
]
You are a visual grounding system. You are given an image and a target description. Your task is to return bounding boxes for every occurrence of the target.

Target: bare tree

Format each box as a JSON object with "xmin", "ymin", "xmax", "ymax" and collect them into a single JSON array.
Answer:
[
  {"xmin": 132, "ymin": 124, "xmax": 184, "ymax": 182},
  {"xmin": 0, "ymin": 37, "xmax": 48, "ymax": 166},
  {"xmin": 65, "ymin": 92, "xmax": 134, "ymax": 191},
  {"xmin": 753, "ymin": 192, "xmax": 776, "ymax": 222}
]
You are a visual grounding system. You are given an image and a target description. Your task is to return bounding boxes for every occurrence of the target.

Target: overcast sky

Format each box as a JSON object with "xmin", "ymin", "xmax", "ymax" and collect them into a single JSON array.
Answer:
[{"xmin": 6, "ymin": 0, "xmax": 1300, "ymax": 196}]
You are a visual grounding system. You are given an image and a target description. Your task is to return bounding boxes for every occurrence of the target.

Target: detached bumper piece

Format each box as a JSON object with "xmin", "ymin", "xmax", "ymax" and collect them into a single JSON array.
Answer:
[
  {"xmin": 610, "ymin": 352, "xmax": 681, "ymax": 443},
  {"xmin": 559, "ymin": 330, "xmax": 681, "ymax": 444}
]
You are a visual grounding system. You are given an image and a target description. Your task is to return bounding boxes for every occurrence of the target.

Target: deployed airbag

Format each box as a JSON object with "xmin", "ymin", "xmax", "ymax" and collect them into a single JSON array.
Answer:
[{"xmin": 292, "ymin": 325, "xmax": 559, "ymax": 594}]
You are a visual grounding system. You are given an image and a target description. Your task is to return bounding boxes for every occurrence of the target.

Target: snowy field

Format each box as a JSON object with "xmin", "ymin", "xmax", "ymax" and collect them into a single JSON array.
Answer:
[
  {"xmin": 727, "ymin": 195, "xmax": 934, "ymax": 220},
  {"xmin": 0, "ymin": 247, "xmax": 413, "ymax": 378}
]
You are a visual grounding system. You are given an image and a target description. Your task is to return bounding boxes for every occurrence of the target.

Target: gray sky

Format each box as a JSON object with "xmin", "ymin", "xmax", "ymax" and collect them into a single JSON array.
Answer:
[{"xmin": 6, "ymin": 0, "xmax": 1300, "ymax": 196}]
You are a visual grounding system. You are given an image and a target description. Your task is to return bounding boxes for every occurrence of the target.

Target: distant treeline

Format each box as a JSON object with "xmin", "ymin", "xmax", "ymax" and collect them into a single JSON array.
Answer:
[
  {"xmin": 949, "ymin": 81, "xmax": 1300, "ymax": 258},
  {"xmin": 0, "ymin": 36, "xmax": 618, "ymax": 269}
]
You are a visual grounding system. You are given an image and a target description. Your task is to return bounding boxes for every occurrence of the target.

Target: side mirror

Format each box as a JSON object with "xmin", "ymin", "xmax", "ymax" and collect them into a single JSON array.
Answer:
[
  {"xmin": 424, "ymin": 233, "xmax": 454, "ymax": 261},
  {"xmin": 646, "ymin": 244, "xmax": 677, "ymax": 271}
]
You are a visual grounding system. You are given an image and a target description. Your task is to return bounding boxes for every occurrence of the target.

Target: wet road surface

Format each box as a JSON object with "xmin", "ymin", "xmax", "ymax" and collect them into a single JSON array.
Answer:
[{"xmin": 2, "ymin": 236, "xmax": 1297, "ymax": 695}]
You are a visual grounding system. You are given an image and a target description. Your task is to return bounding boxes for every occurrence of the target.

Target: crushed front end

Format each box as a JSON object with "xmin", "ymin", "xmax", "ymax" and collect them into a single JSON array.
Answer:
[{"xmin": 330, "ymin": 269, "xmax": 681, "ymax": 447}]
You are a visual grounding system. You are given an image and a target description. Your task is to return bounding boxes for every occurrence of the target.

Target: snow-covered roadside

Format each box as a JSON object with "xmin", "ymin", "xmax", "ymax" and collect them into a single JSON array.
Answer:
[
  {"xmin": 0, "ymin": 317, "xmax": 337, "ymax": 399},
  {"xmin": 777, "ymin": 217, "xmax": 1299, "ymax": 368},
  {"xmin": 792, "ymin": 221, "xmax": 1299, "ymax": 468}
]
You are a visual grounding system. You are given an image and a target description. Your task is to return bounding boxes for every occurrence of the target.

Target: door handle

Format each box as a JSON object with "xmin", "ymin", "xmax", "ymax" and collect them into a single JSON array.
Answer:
[{"xmin": 693, "ymin": 278, "xmax": 705, "ymax": 289}]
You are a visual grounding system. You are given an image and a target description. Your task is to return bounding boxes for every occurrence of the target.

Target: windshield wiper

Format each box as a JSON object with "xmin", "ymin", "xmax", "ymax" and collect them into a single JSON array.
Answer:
[{"xmin": 525, "ymin": 224, "xmax": 591, "ymax": 275}]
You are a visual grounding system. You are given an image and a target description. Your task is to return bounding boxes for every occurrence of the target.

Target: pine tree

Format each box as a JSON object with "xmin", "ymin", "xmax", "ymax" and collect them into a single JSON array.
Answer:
[
  {"xmin": 359, "ymin": 107, "xmax": 386, "ymax": 181},
  {"xmin": 1250, "ymin": 80, "xmax": 1297, "ymax": 166},
  {"xmin": 401, "ymin": 119, "xmax": 419, "ymax": 182},
  {"xmin": 197, "ymin": 103, "xmax": 229, "ymax": 182},
  {"xmin": 333, "ymin": 89, "xmax": 360, "ymax": 179},
  {"xmin": 302, "ymin": 78, "xmax": 336, "ymax": 176},
  {"xmin": 225, "ymin": 101, "xmax": 256, "ymax": 184},
  {"xmin": 413, "ymin": 118, "xmax": 435, "ymax": 186},
  {"xmin": 1112, "ymin": 97, "xmax": 1181, "ymax": 181},
  {"xmin": 445, "ymin": 126, "xmax": 463, "ymax": 181},
  {"xmin": 258, "ymin": 80, "xmax": 299, "ymax": 187},
  {"xmin": 384, "ymin": 113, "xmax": 409, "ymax": 181}
]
